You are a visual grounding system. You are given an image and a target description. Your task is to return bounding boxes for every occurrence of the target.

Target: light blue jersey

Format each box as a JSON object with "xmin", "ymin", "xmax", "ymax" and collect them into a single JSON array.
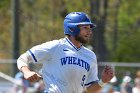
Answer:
[{"xmin": 27, "ymin": 37, "xmax": 99, "ymax": 93}]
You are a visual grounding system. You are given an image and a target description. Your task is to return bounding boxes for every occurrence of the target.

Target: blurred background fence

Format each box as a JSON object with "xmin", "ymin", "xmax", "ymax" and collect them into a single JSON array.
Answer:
[
  {"xmin": 1, "ymin": 59, "xmax": 140, "ymax": 78},
  {"xmin": 0, "ymin": 59, "xmax": 43, "ymax": 93}
]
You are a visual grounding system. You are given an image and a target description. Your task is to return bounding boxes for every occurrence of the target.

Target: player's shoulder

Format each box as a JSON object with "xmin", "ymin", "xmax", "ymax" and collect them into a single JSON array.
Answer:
[
  {"xmin": 82, "ymin": 46, "xmax": 96, "ymax": 59},
  {"xmin": 44, "ymin": 39, "xmax": 60, "ymax": 45},
  {"xmin": 41, "ymin": 38, "xmax": 63, "ymax": 48}
]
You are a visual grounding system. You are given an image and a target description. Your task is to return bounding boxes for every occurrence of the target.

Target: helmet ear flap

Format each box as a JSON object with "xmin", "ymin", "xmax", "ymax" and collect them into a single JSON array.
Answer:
[
  {"xmin": 69, "ymin": 28, "xmax": 74, "ymax": 32},
  {"xmin": 68, "ymin": 24, "xmax": 80, "ymax": 36}
]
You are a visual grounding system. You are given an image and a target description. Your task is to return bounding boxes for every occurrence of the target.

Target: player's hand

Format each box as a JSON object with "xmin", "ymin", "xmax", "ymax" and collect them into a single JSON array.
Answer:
[
  {"xmin": 21, "ymin": 66, "xmax": 42, "ymax": 82},
  {"xmin": 23, "ymin": 71, "xmax": 42, "ymax": 82},
  {"xmin": 101, "ymin": 65, "xmax": 114, "ymax": 83}
]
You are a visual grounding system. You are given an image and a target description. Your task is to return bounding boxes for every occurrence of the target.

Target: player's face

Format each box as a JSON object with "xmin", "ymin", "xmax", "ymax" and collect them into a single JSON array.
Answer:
[{"xmin": 75, "ymin": 25, "xmax": 92, "ymax": 44}]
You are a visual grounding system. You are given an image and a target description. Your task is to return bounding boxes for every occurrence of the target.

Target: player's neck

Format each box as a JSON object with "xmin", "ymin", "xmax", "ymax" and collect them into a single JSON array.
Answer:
[{"xmin": 66, "ymin": 36, "xmax": 82, "ymax": 48}]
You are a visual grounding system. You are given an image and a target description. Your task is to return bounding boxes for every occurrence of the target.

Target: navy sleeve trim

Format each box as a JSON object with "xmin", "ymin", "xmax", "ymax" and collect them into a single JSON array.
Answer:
[
  {"xmin": 84, "ymin": 80, "xmax": 99, "ymax": 86},
  {"xmin": 28, "ymin": 50, "xmax": 37, "ymax": 62}
]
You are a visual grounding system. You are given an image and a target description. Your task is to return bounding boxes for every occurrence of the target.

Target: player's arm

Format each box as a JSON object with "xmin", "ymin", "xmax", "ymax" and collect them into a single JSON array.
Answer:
[
  {"xmin": 86, "ymin": 83, "xmax": 102, "ymax": 93},
  {"xmin": 86, "ymin": 65, "xmax": 114, "ymax": 93},
  {"xmin": 17, "ymin": 53, "xmax": 42, "ymax": 82}
]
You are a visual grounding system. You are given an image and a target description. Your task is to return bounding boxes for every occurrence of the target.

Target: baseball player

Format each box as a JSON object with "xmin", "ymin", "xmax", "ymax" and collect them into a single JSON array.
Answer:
[{"xmin": 17, "ymin": 12, "xmax": 114, "ymax": 93}]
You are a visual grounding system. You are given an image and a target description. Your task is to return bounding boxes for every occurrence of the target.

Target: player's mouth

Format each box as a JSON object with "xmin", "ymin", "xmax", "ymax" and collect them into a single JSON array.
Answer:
[{"xmin": 85, "ymin": 35, "xmax": 90, "ymax": 39}]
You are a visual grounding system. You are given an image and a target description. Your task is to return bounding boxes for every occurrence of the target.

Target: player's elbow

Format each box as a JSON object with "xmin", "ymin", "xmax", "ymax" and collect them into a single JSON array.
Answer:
[
  {"xmin": 17, "ymin": 53, "xmax": 30, "ymax": 70},
  {"xmin": 86, "ymin": 83, "xmax": 102, "ymax": 93}
]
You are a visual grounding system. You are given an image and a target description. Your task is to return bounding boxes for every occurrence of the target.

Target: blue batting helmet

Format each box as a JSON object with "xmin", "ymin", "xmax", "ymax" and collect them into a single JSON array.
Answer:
[{"xmin": 64, "ymin": 12, "xmax": 96, "ymax": 36}]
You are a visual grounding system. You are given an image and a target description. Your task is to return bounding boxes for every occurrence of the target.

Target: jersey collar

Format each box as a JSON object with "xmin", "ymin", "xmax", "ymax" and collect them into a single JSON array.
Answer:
[{"xmin": 65, "ymin": 37, "xmax": 83, "ymax": 51}]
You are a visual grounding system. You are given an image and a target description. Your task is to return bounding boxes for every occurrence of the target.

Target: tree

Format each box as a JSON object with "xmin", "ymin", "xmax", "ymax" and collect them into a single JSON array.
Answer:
[{"xmin": 90, "ymin": 0, "xmax": 108, "ymax": 61}]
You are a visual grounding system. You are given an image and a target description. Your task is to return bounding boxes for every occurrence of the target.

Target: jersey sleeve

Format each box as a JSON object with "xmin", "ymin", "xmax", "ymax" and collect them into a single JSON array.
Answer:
[
  {"xmin": 26, "ymin": 40, "xmax": 59, "ymax": 63},
  {"xmin": 84, "ymin": 59, "xmax": 99, "ymax": 87}
]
